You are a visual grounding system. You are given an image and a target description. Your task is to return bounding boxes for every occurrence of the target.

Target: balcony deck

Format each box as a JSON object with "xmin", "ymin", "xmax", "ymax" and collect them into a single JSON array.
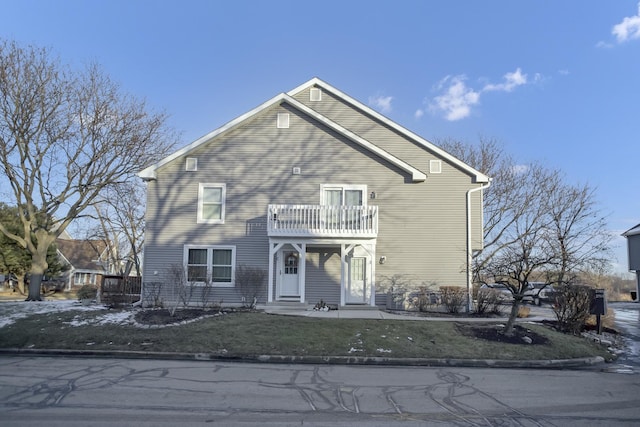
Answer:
[{"xmin": 267, "ymin": 204, "xmax": 378, "ymax": 238}]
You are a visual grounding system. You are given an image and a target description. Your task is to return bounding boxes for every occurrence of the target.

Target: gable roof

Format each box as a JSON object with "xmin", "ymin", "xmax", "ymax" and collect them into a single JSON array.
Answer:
[
  {"xmin": 56, "ymin": 239, "xmax": 108, "ymax": 272},
  {"xmin": 139, "ymin": 78, "xmax": 489, "ymax": 183},
  {"xmin": 622, "ymin": 223, "xmax": 640, "ymax": 237}
]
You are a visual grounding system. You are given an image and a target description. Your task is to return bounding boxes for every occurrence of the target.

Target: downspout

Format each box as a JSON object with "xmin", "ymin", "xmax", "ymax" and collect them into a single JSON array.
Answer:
[{"xmin": 466, "ymin": 179, "xmax": 491, "ymax": 312}]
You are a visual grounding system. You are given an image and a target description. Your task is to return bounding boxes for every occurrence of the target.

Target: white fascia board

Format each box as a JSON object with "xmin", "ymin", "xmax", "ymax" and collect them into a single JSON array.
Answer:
[
  {"xmin": 138, "ymin": 94, "xmax": 288, "ymax": 180},
  {"xmin": 291, "ymin": 78, "xmax": 490, "ymax": 183},
  {"xmin": 622, "ymin": 224, "xmax": 640, "ymax": 237},
  {"xmin": 283, "ymin": 95, "xmax": 426, "ymax": 182}
]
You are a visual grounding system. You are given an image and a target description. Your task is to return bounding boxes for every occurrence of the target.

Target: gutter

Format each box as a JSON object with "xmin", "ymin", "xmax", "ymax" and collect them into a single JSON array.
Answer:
[{"xmin": 466, "ymin": 179, "xmax": 492, "ymax": 312}]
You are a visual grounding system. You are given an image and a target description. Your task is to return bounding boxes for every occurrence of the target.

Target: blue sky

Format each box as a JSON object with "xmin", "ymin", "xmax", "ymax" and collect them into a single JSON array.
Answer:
[{"xmin": 2, "ymin": 0, "xmax": 639, "ymax": 275}]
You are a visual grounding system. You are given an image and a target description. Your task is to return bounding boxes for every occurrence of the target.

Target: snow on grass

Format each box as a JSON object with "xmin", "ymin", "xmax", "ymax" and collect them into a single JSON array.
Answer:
[{"xmin": 0, "ymin": 299, "xmax": 139, "ymax": 328}]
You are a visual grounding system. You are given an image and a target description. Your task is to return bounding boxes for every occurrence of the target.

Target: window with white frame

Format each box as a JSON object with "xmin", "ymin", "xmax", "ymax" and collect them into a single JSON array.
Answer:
[
  {"xmin": 74, "ymin": 272, "xmax": 95, "ymax": 285},
  {"xmin": 184, "ymin": 245, "xmax": 235, "ymax": 286},
  {"xmin": 197, "ymin": 183, "xmax": 226, "ymax": 223},
  {"xmin": 320, "ymin": 184, "xmax": 367, "ymax": 207}
]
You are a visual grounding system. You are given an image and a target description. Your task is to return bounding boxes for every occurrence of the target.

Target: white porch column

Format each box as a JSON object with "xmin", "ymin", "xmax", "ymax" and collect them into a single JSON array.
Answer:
[
  {"xmin": 290, "ymin": 243, "xmax": 304, "ymax": 304},
  {"xmin": 299, "ymin": 243, "xmax": 306, "ymax": 304},
  {"xmin": 268, "ymin": 242, "xmax": 284, "ymax": 303}
]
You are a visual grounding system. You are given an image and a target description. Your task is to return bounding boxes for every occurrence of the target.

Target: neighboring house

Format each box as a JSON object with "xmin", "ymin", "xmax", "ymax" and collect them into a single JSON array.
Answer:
[
  {"xmin": 55, "ymin": 238, "xmax": 109, "ymax": 291},
  {"xmin": 139, "ymin": 78, "xmax": 490, "ymax": 308},
  {"xmin": 622, "ymin": 223, "xmax": 640, "ymax": 302}
]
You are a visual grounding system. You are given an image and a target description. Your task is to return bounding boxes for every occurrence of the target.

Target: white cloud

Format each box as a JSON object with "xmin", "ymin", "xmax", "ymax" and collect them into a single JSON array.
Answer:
[
  {"xmin": 426, "ymin": 68, "xmax": 535, "ymax": 121},
  {"xmin": 483, "ymin": 68, "xmax": 528, "ymax": 92},
  {"xmin": 612, "ymin": 2, "xmax": 640, "ymax": 43},
  {"xmin": 414, "ymin": 109, "xmax": 424, "ymax": 119},
  {"xmin": 558, "ymin": 69, "xmax": 570, "ymax": 76},
  {"xmin": 428, "ymin": 75, "xmax": 480, "ymax": 121},
  {"xmin": 368, "ymin": 95, "xmax": 393, "ymax": 113}
]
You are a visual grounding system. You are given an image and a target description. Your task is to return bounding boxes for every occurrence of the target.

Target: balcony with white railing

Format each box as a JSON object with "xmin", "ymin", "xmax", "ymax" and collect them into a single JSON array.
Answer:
[{"xmin": 267, "ymin": 204, "xmax": 378, "ymax": 238}]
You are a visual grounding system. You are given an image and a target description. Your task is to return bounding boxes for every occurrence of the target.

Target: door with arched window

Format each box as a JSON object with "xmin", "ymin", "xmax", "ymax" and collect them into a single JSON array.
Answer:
[{"xmin": 280, "ymin": 250, "xmax": 300, "ymax": 296}]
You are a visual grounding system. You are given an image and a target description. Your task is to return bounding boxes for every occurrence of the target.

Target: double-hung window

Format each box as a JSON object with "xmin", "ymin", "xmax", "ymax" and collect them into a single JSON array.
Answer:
[
  {"xmin": 184, "ymin": 245, "xmax": 235, "ymax": 286},
  {"xmin": 198, "ymin": 183, "xmax": 226, "ymax": 224}
]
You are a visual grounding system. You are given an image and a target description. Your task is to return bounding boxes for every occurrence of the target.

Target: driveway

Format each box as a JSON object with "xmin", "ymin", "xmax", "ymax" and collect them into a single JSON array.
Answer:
[{"xmin": 609, "ymin": 302, "xmax": 640, "ymax": 372}]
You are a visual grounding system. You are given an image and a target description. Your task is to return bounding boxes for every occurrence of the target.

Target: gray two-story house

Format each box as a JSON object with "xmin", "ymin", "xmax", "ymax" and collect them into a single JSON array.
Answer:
[
  {"xmin": 139, "ymin": 78, "xmax": 490, "ymax": 308},
  {"xmin": 622, "ymin": 223, "xmax": 640, "ymax": 301}
]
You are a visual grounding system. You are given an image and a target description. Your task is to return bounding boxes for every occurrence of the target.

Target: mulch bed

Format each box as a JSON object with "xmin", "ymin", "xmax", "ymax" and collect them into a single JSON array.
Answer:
[{"xmin": 456, "ymin": 323, "xmax": 550, "ymax": 345}]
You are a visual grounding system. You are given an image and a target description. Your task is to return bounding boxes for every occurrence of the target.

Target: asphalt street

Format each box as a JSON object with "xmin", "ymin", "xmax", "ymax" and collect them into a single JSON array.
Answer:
[{"xmin": 1, "ymin": 355, "xmax": 639, "ymax": 426}]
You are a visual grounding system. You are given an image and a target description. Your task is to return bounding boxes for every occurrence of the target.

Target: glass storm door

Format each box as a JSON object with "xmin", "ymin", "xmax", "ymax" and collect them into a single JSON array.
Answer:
[
  {"xmin": 347, "ymin": 257, "xmax": 367, "ymax": 304},
  {"xmin": 280, "ymin": 251, "xmax": 300, "ymax": 296}
]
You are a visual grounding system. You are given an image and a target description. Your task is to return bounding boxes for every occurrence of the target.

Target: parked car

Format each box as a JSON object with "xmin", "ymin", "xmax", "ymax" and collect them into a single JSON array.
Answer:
[
  {"xmin": 523, "ymin": 282, "xmax": 555, "ymax": 305},
  {"xmin": 479, "ymin": 283, "xmax": 513, "ymax": 302}
]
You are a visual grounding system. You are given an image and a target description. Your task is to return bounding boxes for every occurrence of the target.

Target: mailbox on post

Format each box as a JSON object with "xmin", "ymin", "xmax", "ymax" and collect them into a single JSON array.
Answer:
[
  {"xmin": 590, "ymin": 289, "xmax": 607, "ymax": 334},
  {"xmin": 590, "ymin": 289, "xmax": 607, "ymax": 315}
]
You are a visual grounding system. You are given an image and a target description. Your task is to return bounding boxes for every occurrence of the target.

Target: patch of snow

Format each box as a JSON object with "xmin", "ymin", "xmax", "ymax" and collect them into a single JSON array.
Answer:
[
  {"xmin": 376, "ymin": 348, "xmax": 392, "ymax": 353},
  {"xmin": 348, "ymin": 347, "xmax": 363, "ymax": 353},
  {"xmin": 0, "ymin": 300, "xmax": 106, "ymax": 328}
]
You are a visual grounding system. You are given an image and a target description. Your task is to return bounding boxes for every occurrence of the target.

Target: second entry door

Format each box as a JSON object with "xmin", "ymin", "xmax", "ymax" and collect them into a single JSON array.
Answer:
[{"xmin": 281, "ymin": 251, "xmax": 300, "ymax": 296}]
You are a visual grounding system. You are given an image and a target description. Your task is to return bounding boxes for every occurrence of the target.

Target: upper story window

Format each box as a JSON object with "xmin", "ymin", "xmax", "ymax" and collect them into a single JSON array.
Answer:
[
  {"xmin": 198, "ymin": 183, "xmax": 226, "ymax": 224},
  {"xmin": 320, "ymin": 184, "xmax": 367, "ymax": 207}
]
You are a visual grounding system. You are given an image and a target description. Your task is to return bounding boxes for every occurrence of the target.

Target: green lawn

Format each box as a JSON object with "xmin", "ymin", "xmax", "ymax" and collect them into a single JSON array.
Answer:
[{"xmin": 0, "ymin": 309, "xmax": 613, "ymax": 362}]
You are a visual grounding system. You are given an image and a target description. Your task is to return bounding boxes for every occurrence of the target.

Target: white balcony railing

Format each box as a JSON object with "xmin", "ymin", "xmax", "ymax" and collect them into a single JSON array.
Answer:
[{"xmin": 267, "ymin": 204, "xmax": 378, "ymax": 238}]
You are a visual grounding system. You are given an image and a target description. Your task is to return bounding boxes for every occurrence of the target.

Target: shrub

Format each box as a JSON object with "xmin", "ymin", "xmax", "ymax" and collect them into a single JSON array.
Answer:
[
  {"xmin": 408, "ymin": 283, "xmax": 438, "ymax": 312},
  {"xmin": 475, "ymin": 288, "xmax": 504, "ymax": 315},
  {"xmin": 235, "ymin": 265, "xmax": 266, "ymax": 309},
  {"xmin": 440, "ymin": 286, "xmax": 467, "ymax": 314},
  {"xmin": 552, "ymin": 284, "xmax": 593, "ymax": 334},
  {"xmin": 76, "ymin": 285, "xmax": 98, "ymax": 300}
]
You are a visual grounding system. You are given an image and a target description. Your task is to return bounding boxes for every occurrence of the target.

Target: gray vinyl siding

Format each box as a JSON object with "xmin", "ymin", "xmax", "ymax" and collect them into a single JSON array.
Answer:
[
  {"xmin": 295, "ymin": 86, "xmax": 484, "ymax": 250},
  {"xmin": 143, "ymin": 95, "xmax": 484, "ymax": 305},
  {"xmin": 305, "ymin": 247, "xmax": 341, "ymax": 305},
  {"xmin": 628, "ymin": 235, "xmax": 640, "ymax": 271}
]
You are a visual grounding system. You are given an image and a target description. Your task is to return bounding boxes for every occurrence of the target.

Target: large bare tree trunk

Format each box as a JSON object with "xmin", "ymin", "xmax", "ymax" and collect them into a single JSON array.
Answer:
[{"xmin": 26, "ymin": 242, "xmax": 50, "ymax": 301}]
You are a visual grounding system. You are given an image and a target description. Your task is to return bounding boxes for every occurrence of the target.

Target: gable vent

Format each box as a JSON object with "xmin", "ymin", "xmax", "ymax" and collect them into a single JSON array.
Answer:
[
  {"xmin": 185, "ymin": 157, "xmax": 198, "ymax": 171},
  {"xmin": 429, "ymin": 160, "xmax": 442, "ymax": 174},
  {"xmin": 277, "ymin": 113, "xmax": 290, "ymax": 129},
  {"xmin": 310, "ymin": 87, "xmax": 322, "ymax": 102}
]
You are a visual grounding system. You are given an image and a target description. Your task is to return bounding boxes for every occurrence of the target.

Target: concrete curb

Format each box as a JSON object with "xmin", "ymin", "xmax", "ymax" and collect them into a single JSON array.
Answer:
[{"xmin": 0, "ymin": 348, "xmax": 605, "ymax": 369}]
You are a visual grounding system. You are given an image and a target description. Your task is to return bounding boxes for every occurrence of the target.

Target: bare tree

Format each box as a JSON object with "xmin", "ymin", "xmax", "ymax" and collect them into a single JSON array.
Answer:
[
  {"xmin": 543, "ymin": 180, "xmax": 612, "ymax": 287},
  {"xmin": 0, "ymin": 40, "xmax": 176, "ymax": 300},
  {"xmin": 440, "ymin": 138, "xmax": 612, "ymax": 335},
  {"xmin": 90, "ymin": 181, "xmax": 147, "ymax": 276}
]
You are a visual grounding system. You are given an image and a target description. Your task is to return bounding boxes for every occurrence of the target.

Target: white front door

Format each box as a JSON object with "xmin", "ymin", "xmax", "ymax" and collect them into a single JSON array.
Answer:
[
  {"xmin": 347, "ymin": 256, "xmax": 367, "ymax": 304},
  {"xmin": 280, "ymin": 250, "xmax": 300, "ymax": 296}
]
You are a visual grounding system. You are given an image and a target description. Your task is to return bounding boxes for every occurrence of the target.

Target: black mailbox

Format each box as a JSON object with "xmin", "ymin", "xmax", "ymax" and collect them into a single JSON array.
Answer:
[{"xmin": 590, "ymin": 288, "xmax": 607, "ymax": 316}]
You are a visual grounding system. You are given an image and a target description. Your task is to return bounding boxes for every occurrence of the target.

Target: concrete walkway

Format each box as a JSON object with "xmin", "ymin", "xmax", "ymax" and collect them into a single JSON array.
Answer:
[{"xmin": 260, "ymin": 304, "xmax": 555, "ymax": 323}]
